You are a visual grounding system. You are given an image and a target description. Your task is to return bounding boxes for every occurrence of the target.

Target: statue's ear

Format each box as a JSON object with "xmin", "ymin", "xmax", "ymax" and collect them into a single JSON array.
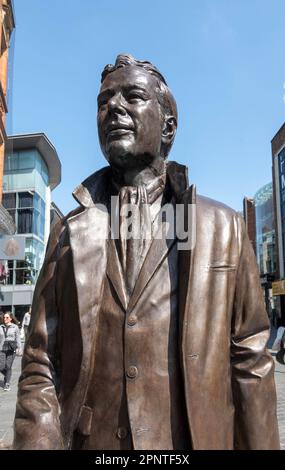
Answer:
[{"xmin": 161, "ymin": 116, "xmax": 177, "ymax": 146}]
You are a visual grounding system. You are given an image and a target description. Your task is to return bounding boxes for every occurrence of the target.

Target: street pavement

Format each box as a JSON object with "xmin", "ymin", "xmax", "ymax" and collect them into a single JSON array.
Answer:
[{"xmin": 0, "ymin": 350, "xmax": 285, "ymax": 450}]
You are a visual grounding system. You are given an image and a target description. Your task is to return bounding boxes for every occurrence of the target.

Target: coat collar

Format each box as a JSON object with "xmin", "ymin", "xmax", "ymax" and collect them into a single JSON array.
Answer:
[
  {"xmin": 72, "ymin": 161, "xmax": 190, "ymax": 208},
  {"xmin": 71, "ymin": 161, "xmax": 195, "ymax": 313}
]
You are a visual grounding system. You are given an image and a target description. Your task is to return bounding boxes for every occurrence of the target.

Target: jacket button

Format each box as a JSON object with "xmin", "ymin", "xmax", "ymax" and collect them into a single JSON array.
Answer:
[
  {"xmin": 126, "ymin": 365, "xmax": 138, "ymax": 379},
  {"xmin": 127, "ymin": 315, "xmax": 137, "ymax": 326},
  {"xmin": 116, "ymin": 427, "xmax": 128, "ymax": 440}
]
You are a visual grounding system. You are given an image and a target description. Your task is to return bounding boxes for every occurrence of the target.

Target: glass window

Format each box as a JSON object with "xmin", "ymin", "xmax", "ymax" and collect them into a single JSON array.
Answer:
[
  {"xmin": 18, "ymin": 209, "xmax": 33, "ymax": 233},
  {"xmin": 15, "ymin": 266, "xmax": 35, "ymax": 285},
  {"xmin": 34, "ymin": 192, "xmax": 41, "ymax": 211},
  {"xmin": 18, "ymin": 150, "xmax": 35, "ymax": 170},
  {"xmin": 40, "ymin": 198, "xmax": 45, "ymax": 214},
  {"xmin": 40, "ymin": 215, "xmax": 45, "ymax": 239},
  {"xmin": 19, "ymin": 192, "xmax": 33, "ymax": 208},
  {"xmin": 3, "ymin": 239, "xmax": 45, "ymax": 287},
  {"xmin": 2, "ymin": 192, "xmax": 16, "ymax": 209},
  {"xmin": 6, "ymin": 268, "xmax": 14, "ymax": 285},
  {"xmin": 41, "ymin": 158, "xmax": 49, "ymax": 185},
  {"xmin": 2, "ymin": 191, "xmax": 45, "ymax": 239},
  {"xmin": 25, "ymin": 238, "xmax": 45, "ymax": 271},
  {"xmin": 4, "ymin": 153, "xmax": 19, "ymax": 171},
  {"xmin": 35, "ymin": 153, "xmax": 49, "ymax": 185},
  {"xmin": 33, "ymin": 210, "xmax": 40, "ymax": 236}
]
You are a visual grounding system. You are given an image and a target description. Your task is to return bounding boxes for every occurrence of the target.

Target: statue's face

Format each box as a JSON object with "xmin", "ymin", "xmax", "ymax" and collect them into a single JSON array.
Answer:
[{"xmin": 97, "ymin": 66, "xmax": 164, "ymax": 170}]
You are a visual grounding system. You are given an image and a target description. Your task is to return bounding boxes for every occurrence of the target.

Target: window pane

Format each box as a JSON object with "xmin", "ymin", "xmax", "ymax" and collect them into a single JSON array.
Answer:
[
  {"xmin": 7, "ymin": 269, "xmax": 13, "ymax": 285},
  {"xmin": 25, "ymin": 238, "xmax": 45, "ymax": 271},
  {"xmin": 40, "ymin": 198, "xmax": 45, "ymax": 214},
  {"xmin": 4, "ymin": 153, "xmax": 18, "ymax": 171},
  {"xmin": 19, "ymin": 192, "xmax": 34, "ymax": 208},
  {"xmin": 33, "ymin": 210, "xmax": 39, "ymax": 236},
  {"xmin": 18, "ymin": 150, "xmax": 35, "ymax": 170},
  {"xmin": 2, "ymin": 193, "xmax": 16, "ymax": 209},
  {"xmin": 15, "ymin": 269, "xmax": 25, "ymax": 284},
  {"xmin": 34, "ymin": 192, "xmax": 40, "ymax": 211},
  {"xmin": 40, "ymin": 215, "xmax": 45, "ymax": 239},
  {"xmin": 16, "ymin": 269, "xmax": 35, "ymax": 285},
  {"xmin": 41, "ymin": 160, "xmax": 49, "ymax": 185},
  {"xmin": 18, "ymin": 209, "xmax": 33, "ymax": 233},
  {"xmin": 16, "ymin": 260, "xmax": 30, "ymax": 269},
  {"xmin": 15, "ymin": 269, "xmax": 35, "ymax": 285}
]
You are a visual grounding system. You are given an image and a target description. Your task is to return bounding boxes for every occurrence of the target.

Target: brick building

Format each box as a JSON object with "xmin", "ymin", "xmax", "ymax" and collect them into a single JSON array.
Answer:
[{"xmin": 0, "ymin": 0, "xmax": 15, "ymax": 233}]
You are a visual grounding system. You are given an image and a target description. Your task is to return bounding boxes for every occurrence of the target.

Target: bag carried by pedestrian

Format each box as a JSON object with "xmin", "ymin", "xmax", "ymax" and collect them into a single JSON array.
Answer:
[
  {"xmin": 2, "ymin": 340, "xmax": 17, "ymax": 352},
  {"xmin": 2, "ymin": 326, "xmax": 17, "ymax": 352}
]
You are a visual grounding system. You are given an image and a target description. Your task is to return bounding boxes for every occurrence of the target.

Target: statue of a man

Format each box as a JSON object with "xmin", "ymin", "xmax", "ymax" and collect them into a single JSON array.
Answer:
[{"xmin": 13, "ymin": 54, "xmax": 279, "ymax": 450}]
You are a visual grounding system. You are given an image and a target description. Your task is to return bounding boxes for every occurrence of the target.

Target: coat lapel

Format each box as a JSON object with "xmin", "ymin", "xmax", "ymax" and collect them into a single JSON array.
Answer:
[
  {"xmin": 106, "ymin": 238, "xmax": 128, "ymax": 311},
  {"xmin": 67, "ymin": 205, "xmax": 109, "ymax": 352},
  {"xmin": 127, "ymin": 161, "xmax": 192, "ymax": 312},
  {"xmin": 128, "ymin": 218, "xmax": 177, "ymax": 312}
]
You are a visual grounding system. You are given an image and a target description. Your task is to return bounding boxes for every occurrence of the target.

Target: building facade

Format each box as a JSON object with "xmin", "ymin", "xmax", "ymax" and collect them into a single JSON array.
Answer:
[
  {"xmin": 0, "ymin": 133, "xmax": 61, "ymax": 322},
  {"xmin": 254, "ymin": 183, "xmax": 277, "ymax": 277},
  {"xmin": 272, "ymin": 122, "xmax": 285, "ymax": 327},
  {"xmin": 244, "ymin": 183, "xmax": 278, "ymax": 328},
  {"xmin": 0, "ymin": 0, "xmax": 15, "ymax": 233}
]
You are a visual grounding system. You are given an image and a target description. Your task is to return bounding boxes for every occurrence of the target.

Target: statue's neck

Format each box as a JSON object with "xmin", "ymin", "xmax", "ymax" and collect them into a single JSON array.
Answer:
[{"xmin": 112, "ymin": 158, "xmax": 166, "ymax": 187}]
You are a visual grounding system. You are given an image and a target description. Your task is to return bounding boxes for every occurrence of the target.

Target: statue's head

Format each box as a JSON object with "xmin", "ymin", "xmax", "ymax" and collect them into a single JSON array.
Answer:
[{"xmin": 97, "ymin": 54, "xmax": 177, "ymax": 171}]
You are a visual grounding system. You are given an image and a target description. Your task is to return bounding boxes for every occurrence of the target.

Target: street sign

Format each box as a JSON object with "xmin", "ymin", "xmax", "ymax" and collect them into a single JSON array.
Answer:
[{"xmin": 272, "ymin": 280, "xmax": 285, "ymax": 296}]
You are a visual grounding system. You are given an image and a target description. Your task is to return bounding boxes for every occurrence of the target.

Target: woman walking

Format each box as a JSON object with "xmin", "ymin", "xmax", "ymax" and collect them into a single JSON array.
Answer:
[{"xmin": 0, "ymin": 312, "xmax": 21, "ymax": 391}]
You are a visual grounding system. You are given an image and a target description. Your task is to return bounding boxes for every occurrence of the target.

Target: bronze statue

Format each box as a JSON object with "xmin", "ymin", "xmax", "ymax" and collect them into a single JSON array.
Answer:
[{"xmin": 13, "ymin": 54, "xmax": 280, "ymax": 450}]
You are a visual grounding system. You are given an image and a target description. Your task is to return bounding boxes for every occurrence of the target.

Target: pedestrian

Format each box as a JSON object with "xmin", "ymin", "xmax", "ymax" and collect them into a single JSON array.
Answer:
[
  {"xmin": 21, "ymin": 307, "xmax": 31, "ymax": 341},
  {"xmin": 0, "ymin": 311, "xmax": 21, "ymax": 391}
]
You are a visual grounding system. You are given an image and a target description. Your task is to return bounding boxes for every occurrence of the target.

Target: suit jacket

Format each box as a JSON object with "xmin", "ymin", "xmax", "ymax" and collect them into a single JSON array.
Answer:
[{"xmin": 13, "ymin": 162, "xmax": 280, "ymax": 450}]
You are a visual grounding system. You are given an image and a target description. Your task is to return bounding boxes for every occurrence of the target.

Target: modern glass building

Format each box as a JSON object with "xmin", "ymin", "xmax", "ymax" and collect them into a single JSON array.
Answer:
[
  {"xmin": 272, "ymin": 122, "xmax": 285, "ymax": 327},
  {"xmin": 244, "ymin": 183, "xmax": 278, "ymax": 330},
  {"xmin": 254, "ymin": 182, "xmax": 277, "ymax": 276},
  {"xmin": 0, "ymin": 133, "xmax": 61, "ymax": 322}
]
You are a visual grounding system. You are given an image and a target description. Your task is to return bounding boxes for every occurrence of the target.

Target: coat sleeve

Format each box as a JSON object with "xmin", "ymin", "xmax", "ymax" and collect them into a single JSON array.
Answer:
[
  {"xmin": 231, "ymin": 215, "xmax": 280, "ymax": 449},
  {"xmin": 13, "ymin": 221, "xmax": 66, "ymax": 450}
]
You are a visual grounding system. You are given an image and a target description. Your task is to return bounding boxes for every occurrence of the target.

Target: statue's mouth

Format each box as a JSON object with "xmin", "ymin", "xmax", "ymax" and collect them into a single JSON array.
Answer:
[
  {"xmin": 106, "ymin": 121, "xmax": 135, "ymax": 137},
  {"xmin": 107, "ymin": 128, "xmax": 134, "ymax": 137}
]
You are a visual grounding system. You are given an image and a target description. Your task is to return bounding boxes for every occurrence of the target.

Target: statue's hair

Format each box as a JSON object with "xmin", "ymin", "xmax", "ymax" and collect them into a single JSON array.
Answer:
[
  {"xmin": 101, "ymin": 54, "xmax": 178, "ymax": 157},
  {"xmin": 101, "ymin": 54, "xmax": 168, "ymax": 86}
]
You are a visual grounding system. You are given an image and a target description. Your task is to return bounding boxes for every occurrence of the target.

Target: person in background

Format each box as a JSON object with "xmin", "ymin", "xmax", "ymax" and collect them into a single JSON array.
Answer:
[
  {"xmin": 22, "ymin": 307, "xmax": 31, "ymax": 341},
  {"xmin": 0, "ymin": 312, "xmax": 21, "ymax": 391}
]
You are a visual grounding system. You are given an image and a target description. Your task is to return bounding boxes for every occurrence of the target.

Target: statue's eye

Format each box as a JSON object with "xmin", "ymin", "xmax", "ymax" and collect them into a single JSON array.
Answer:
[
  {"xmin": 127, "ymin": 91, "xmax": 146, "ymax": 102},
  {"xmin": 98, "ymin": 99, "xmax": 108, "ymax": 108}
]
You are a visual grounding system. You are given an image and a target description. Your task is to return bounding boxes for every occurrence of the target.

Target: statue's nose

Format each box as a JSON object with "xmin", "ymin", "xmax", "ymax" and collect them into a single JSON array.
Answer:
[{"xmin": 108, "ymin": 93, "xmax": 126, "ymax": 114}]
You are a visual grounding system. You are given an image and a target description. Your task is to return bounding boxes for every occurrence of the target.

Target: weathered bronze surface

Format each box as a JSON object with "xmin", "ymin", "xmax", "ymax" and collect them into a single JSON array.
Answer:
[{"xmin": 13, "ymin": 55, "xmax": 280, "ymax": 450}]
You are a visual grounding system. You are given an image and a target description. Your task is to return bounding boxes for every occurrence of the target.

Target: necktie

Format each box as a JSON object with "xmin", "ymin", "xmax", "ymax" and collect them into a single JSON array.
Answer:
[{"xmin": 115, "ymin": 176, "xmax": 165, "ymax": 297}]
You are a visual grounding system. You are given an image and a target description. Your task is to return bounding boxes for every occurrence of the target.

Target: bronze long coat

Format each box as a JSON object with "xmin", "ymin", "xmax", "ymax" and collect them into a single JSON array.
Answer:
[{"xmin": 13, "ymin": 163, "xmax": 280, "ymax": 450}]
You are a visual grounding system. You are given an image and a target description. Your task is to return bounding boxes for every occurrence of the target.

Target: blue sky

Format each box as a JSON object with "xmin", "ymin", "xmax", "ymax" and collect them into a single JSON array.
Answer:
[{"xmin": 8, "ymin": 0, "xmax": 285, "ymax": 215}]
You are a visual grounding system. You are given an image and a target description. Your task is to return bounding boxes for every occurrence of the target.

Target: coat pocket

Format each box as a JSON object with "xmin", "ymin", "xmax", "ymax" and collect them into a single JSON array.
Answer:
[{"xmin": 206, "ymin": 263, "xmax": 236, "ymax": 273}]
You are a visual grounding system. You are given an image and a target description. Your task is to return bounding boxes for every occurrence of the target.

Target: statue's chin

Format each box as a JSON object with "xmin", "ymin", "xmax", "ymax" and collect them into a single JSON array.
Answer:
[{"xmin": 107, "ymin": 152, "xmax": 156, "ymax": 172}]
